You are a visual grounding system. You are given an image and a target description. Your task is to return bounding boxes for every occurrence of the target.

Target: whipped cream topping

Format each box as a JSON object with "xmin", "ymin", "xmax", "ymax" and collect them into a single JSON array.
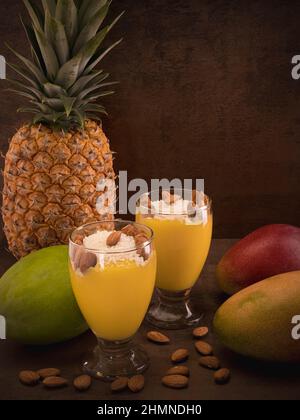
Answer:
[
  {"xmin": 140, "ymin": 192, "xmax": 208, "ymax": 225},
  {"xmin": 84, "ymin": 230, "xmax": 136, "ymax": 252},
  {"xmin": 83, "ymin": 230, "xmax": 146, "ymax": 267},
  {"xmin": 151, "ymin": 198, "xmax": 192, "ymax": 215}
]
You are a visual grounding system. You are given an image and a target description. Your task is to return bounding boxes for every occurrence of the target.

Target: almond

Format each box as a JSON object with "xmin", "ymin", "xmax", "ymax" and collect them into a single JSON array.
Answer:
[
  {"xmin": 162, "ymin": 191, "xmax": 180, "ymax": 205},
  {"xmin": 19, "ymin": 370, "xmax": 40, "ymax": 386},
  {"xmin": 146, "ymin": 197, "xmax": 155, "ymax": 215},
  {"xmin": 187, "ymin": 202, "xmax": 196, "ymax": 217},
  {"xmin": 73, "ymin": 247, "xmax": 83, "ymax": 269},
  {"xmin": 43, "ymin": 376, "xmax": 68, "ymax": 388},
  {"xmin": 192, "ymin": 189, "xmax": 198, "ymax": 205},
  {"xmin": 37, "ymin": 368, "xmax": 61, "ymax": 379},
  {"xmin": 199, "ymin": 356, "xmax": 220, "ymax": 370},
  {"xmin": 214, "ymin": 368, "xmax": 231, "ymax": 384},
  {"xmin": 139, "ymin": 247, "xmax": 151, "ymax": 261},
  {"xmin": 146, "ymin": 331, "xmax": 170, "ymax": 344},
  {"xmin": 111, "ymin": 377, "xmax": 129, "ymax": 392},
  {"xmin": 135, "ymin": 234, "xmax": 149, "ymax": 260},
  {"xmin": 166, "ymin": 365, "xmax": 189, "ymax": 377},
  {"xmin": 194, "ymin": 341, "xmax": 213, "ymax": 356},
  {"xmin": 162, "ymin": 374, "xmax": 188, "ymax": 389},
  {"xmin": 128, "ymin": 375, "xmax": 145, "ymax": 393},
  {"xmin": 73, "ymin": 234, "xmax": 84, "ymax": 245},
  {"xmin": 134, "ymin": 233, "xmax": 148, "ymax": 244},
  {"xmin": 162, "ymin": 190, "xmax": 171, "ymax": 203},
  {"xmin": 171, "ymin": 348, "xmax": 189, "ymax": 363},
  {"xmin": 193, "ymin": 326, "xmax": 209, "ymax": 338},
  {"xmin": 141, "ymin": 195, "xmax": 154, "ymax": 209},
  {"xmin": 192, "ymin": 189, "xmax": 204, "ymax": 206},
  {"xmin": 79, "ymin": 252, "xmax": 97, "ymax": 274},
  {"xmin": 147, "ymin": 197, "xmax": 153, "ymax": 209},
  {"xmin": 139, "ymin": 196, "xmax": 154, "ymax": 214},
  {"xmin": 121, "ymin": 224, "xmax": 138, "ymax": 237},
  {"xmin": 106, "ymin": 231, "xmax": 122, "ymax": 247},
  {"xmin": 73, "ymin": 375, "xmax": 92, "ymax": 391}
]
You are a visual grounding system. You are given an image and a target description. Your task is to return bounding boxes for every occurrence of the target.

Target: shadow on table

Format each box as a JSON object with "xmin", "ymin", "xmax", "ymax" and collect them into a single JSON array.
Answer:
[{"xmin": 221, "ymin": 346, "xmax": 300, "ymax": 378}]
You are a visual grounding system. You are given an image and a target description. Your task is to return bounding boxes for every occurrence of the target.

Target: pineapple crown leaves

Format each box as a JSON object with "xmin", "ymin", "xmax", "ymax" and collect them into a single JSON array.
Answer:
[{"xmin": 6, "ymin": 0, "xmax": 124, "ymax": 131}]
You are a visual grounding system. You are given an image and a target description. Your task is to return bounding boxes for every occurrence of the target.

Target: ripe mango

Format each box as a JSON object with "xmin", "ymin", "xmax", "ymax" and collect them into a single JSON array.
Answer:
[
  {"xmin": 213, "ymin": 271, "xmax": 300, "ymax": 362},
  {"xmin": 0, "ymin": 246, "xmax": 88, "ymax": 345},
  {"xmin": 216, "ymin": 224, "xmax": 300, "ymax": 294}
]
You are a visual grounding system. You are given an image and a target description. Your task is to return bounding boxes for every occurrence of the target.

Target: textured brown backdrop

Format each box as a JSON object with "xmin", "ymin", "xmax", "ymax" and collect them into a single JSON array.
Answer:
[{"xmin": 0, "ymin": 0, "xmax": 300, "ymax": 239}]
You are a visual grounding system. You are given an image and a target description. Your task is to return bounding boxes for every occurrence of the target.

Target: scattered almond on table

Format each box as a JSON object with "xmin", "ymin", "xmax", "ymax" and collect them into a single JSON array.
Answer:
[
  {"xmin": 166, "ymin": 365, "xmax": 190, "ymax": 377},
  {"xmin": 19, "ymin": 370, "xmax": 40, "ymax": 386},
  {"xmin": 18, "ymin": 324, "xmax": 231, "ymax": 395},
  {"xmin": 18, "ymin": 367, "xmax": 92, "ymax": 392},
  {"xmin": 171, "ymin": 348, "xmax": 189, "ymax": 363},
  {"xmin": 43, "ymin": 376, "xmax": 68, "ymax": 389},
  {"xmin": 111, "ymin": 377, "xmax": 129, "ymax": 392},
  {"xmin": 146, "ymin": 330, "xmax": 170, "ymax": 344},
  {"xmin": 193, "ymin": 326, "xmax": 209, "ymax": 338},
  {"xmin": 214, "ymin": 368, "xmax": 231, "ymax": 385},
  {"xmin": 128, "ymin": 375, "xmax": 145, "ymax": 393},
  {"xmin": 110, "ymin": 375, "xmax": 145, "ymax": 394},
  {"xmin": 192, "ymin": 326, "xmax": 231, "ymax": 384},
  {"xmin": 199, "ymin": 356, "xmax": 221, "ymax": 370},
  {"xmin": 194, "ymin": 340, "xmax": 213, "ymax": 356},
  {"xmin": 73, "ymin": 375, "xmax": 92, "ymax": 391}
]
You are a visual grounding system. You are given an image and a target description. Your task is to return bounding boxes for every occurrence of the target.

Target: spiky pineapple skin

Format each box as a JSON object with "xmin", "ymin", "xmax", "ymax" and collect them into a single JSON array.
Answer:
[{"xmin": 2, "ymin": 119, "xmax": 115, "ymax": 259}]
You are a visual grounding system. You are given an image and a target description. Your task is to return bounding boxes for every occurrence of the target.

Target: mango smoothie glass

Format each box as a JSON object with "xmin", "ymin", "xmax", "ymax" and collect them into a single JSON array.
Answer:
[
  {"xmin": 136, "ymin": 189, "xmax": 212, "ymax": 329},
  {"xmin": 69, "ymin": 220, "xmax": 156, "ymax": 380}
]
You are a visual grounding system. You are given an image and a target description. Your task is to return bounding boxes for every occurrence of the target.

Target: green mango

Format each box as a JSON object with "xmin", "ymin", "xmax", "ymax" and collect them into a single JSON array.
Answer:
[
  {"xmin": 0, "ymin": 246, "xmax": 88, "ymax": 345},
  {"xmin": 213, "ymin": 271, "xmax": 300, "ymax": 362}
]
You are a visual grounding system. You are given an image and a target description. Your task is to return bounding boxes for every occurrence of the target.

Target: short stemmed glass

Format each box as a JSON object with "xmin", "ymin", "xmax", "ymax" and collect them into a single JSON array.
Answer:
[
  {"xmin": 69, "ymin": 220, "xmax": 156, "ymax": 380},
  {"xmin": 136, "ymin": 189, "xmax": 212, "ymax": 329}
]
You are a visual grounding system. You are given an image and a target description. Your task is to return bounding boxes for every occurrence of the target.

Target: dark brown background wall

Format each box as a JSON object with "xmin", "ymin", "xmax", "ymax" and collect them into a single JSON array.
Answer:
[{"xmin": 0, "ymin": 0, "xmax": 299, "ymax": 238}]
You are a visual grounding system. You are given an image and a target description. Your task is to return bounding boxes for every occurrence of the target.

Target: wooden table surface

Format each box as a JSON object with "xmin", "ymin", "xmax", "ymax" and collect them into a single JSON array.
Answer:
[{"xmin": 0, "ymin": 239, "xmax": 299, "ymax": 401}]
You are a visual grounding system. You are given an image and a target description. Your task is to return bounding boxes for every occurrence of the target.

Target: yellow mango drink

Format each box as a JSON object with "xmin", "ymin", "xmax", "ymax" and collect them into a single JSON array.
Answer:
[
  {"xmin": 69, "ymin": 221, "xmax": 156, "ymax": 380},
  {"xmin": 70, "ymin": 256, "xmax": 156, "ymax": 341},
  {"xmin": 137, "ymin": 217, "xmax": 212, "ymax": 292},
  {"xmin": 136, "ymin": 190, "xmax": 212, "ymax": 329}
]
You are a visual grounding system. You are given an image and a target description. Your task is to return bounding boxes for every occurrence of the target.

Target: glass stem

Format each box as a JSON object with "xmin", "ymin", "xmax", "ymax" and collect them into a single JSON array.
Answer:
[
  {"xmin": 147, "ymin": 287, "xmax": 203, "ymax": 329},
  {"xmin": 157, "ymin": 288, "xmax": 192, "ymax": 307},
  {"xmin": 97, "ymin": 337, "xmax": 133, "ymax": 361}
]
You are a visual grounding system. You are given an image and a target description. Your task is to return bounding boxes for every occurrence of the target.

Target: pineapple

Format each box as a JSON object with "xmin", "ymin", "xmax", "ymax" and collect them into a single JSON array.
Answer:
[{"xmin": 2, "ymin": 0, "xmax": 123, "ymax": 259}]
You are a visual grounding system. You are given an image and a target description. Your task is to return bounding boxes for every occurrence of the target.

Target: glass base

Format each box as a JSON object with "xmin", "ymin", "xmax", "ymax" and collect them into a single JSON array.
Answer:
[
  {"xmin": 146, "ymin": 288, "xmax": 204, "ymax": 330},
  {"xmin": 82, "ymin": 337, "xmax": 149, "ymax": 381}
]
